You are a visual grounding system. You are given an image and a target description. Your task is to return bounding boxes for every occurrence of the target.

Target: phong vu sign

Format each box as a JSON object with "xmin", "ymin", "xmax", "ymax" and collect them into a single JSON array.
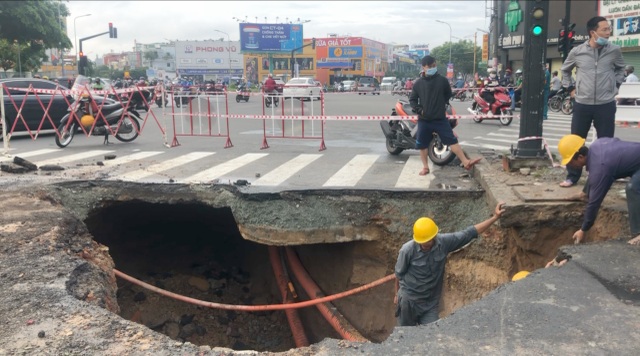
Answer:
[{"xmin": 239, "ymin": 23, "xmax": 303, "ymax": 52}]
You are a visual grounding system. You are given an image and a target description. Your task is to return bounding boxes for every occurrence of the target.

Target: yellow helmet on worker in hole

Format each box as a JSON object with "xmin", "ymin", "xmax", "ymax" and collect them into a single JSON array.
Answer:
[
  {"xmin": 413, "ymin": 217, "xmax": 439, "ymax": 244},
  {"xmin": 511, "ymin": 271, "xmax": 530, "ymax": 281},
  {"xmin": 558, "ymin": 134, "xmax": 586, "ymax": 166}
]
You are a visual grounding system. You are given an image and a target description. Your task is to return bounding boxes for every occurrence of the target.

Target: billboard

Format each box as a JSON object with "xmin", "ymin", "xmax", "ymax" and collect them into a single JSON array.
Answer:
[
  {"xmin": 239, "ymin": 23, "xmax": 303, "ymax": 52},
  {"xmin": 599, "ymin": 0, "xmax": 640, "ymax": 48},
  {"xmin": 175, "ymin": 40, "xmax": 243, "ymax": 75}
]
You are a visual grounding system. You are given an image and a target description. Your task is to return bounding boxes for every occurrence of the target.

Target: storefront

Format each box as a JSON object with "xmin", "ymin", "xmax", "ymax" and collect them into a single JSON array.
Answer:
[{"xmin": 313, "ymin": 36, "xmax": 390, "ymax": 85}]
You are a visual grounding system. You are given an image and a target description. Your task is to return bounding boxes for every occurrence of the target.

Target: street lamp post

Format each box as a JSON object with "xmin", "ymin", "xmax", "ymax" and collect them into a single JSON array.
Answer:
[
  {"xmin": 214, "ymin": 30, "xmax": 232, "ymax": 83},
  {"xmin": 74, "ymin": 13, "xmax": 91, "ymax": 71},
  {"xmin": 436, "ymin": 20, "xmax": 452, "ymax": 66}
]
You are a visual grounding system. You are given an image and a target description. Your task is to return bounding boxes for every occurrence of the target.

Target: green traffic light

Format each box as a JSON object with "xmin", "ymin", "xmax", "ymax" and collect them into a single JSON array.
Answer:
[{"xmin": 532, "ymin": 25, "xmax": 543, "ymax": 36}]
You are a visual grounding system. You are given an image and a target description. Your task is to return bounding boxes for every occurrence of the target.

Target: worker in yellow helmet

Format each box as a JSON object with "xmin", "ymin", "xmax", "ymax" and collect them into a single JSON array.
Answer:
[
  {"xmin": 394, "ymin": 202, "xmax": 506, "ymax": 326},
  {"xmin": 558, "ymin": 134, "xmax": 640, "ymax": 245}
]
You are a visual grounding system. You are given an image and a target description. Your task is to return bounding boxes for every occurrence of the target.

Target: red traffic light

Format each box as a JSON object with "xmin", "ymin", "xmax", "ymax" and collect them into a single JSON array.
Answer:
[
  {"xmin": 568, "ymin": 31, "xmax": 574, "ymax": 39},
  {"xmin": 560, "ymin": 30, "xmax": 565, "ymax": 37}
]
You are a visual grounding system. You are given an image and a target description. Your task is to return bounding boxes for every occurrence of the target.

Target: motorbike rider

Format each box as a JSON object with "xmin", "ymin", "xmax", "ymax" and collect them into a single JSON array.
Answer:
[
  {"xmin": 264, "ymin": 73, "xmax": 277, "ymax": 95},
  {"xmin": 481, "ymin": 68, "xmax": 500, "ymax": 116},
  {"xmin": 91, "ymin": 78, "xmax": 103, "ymax": 90},
  {"xmin": 510, "ymin": 69, "xmax": 524, "ymax": 110},
  {"xmin": 624, "ymin": 65, "xmax": 639, "ymax": 83},
  {"xmin": 500, "ymin": 68, "xmax": 512, "ymax": 86}
]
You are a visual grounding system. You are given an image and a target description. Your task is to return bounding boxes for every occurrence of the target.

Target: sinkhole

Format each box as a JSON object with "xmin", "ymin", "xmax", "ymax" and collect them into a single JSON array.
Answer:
[{"xmin": 75, "ymin": 187, "xmax": 564, "ymax": 353}]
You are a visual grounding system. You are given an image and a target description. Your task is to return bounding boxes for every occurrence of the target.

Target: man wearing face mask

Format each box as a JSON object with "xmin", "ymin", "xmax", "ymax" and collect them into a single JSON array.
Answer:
[
  {"xmin": 481, "ymin": 68, "xmax": 500, "ymax": 116},
  {"xmin": 409, "ymin": 55, "xmax": 482, "ymax": 176},
  {"xmin": 559, "ymin": 16, "xmax": 626, "ymax": 188}
]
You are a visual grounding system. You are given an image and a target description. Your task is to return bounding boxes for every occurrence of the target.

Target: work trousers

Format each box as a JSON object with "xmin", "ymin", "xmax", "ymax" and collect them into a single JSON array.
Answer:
[
  {"xmin": 565, "ymin": 101, "xmax": 616, "ymax": 184},
  {"xmin": 627, "ymin": 169, "xmax": 640, "ymax": 236},
  {"xmin": 396, "ymin": 295, "xmax": 439, "ymax": 326}
]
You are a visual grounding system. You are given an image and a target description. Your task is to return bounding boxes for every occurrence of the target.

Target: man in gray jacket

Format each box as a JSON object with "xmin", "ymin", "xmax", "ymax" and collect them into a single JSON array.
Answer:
[{"xmin": 560, "ymin": 16, "xmax": 626, "ymax": 188}]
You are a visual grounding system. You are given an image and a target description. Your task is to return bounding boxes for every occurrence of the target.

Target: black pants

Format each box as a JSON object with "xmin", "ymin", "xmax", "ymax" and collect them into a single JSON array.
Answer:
[{"xmin": 565, "ymin": 101, "xmax": 616, "ymax": 183}]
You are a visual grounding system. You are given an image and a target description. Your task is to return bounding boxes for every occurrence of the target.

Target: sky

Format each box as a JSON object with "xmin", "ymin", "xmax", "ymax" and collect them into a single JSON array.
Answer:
[{"xmin": 65, "ymin": 1, "xmax": 490, "ymax": 58}]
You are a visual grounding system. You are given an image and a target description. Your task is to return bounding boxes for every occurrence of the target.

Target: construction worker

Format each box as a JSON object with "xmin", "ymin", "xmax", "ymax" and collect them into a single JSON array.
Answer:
[
  {"xmin": 558, "ymin": 134, "xmax": 640, "ymax": 245},
  {"xmin": 394, "ymin": 202, "xmax": 506, "ymax": 326}
]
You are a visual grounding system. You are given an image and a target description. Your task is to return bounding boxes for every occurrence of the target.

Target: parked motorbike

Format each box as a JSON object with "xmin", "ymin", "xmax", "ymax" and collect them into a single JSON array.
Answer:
[
  {"xmin": 561, "ymin": 96, "xmax": 574, "ymax": 115},
  {"xmin": 55, "ymin": 94, "xmax": 141, "ymax": 148},
  {"xmin": 468, "ymin": 86, "xmax": 513, "ymax": 125},
  {"xmin": 453, "ymin": 83, "xmax": 470, "ymax": 101},
  {"xmin": 379, "ymin": 99, "xmax": 458, "ymax": 166},
  {"xmin": 236, "ymin": 83, "xmax": 250, "ymax": 103}
]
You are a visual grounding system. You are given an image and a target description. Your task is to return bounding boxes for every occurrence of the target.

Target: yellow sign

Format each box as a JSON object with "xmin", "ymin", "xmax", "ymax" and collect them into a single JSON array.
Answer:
[
  {"xmin": 124, "ymin": 71, "xmax": 130, "ymax": 79},
  {"xmin": 482, "ymin": 34, "xmax": 489, "ymax": 62},
  {"xmin": 333, "ymin": 48, "xmax": 343, "ymax": 57},
  {"xmin": 482, "ymin": 33, "xmax": 489, "ymax": 62}
]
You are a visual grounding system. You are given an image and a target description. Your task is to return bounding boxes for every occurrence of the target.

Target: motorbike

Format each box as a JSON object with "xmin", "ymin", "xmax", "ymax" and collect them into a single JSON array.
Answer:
[
  {"xmin": 236, "ymin": 83, "xmax": 250, "ymax": 102},
  {"xmin": 453, "ymin": 83, "xmax": 470, "ymax": 102},
  {"xmin": 379, "ymin": 99, "xmax": 458, "ymax": 166},
  {"xmin": 153, "ymin": 82, "xmax": 168, "ymax": 108},
  {"xmin": 173, "ymin": 84, "xmax": 196, "ymax": 108},
  {"xmin": 468, "ymin": 86, "xmax": 513, "ymax": 125},
  {"xmin": 548, "ymin": 87, "xmax": 569, "ymax": 112},
  {"xmin": 561, "ymin": 96, "xmax": 574, "ymax": 115},
  {"xmin": 55, "ymin": 94, "xmax": 141, "ymax": 148},
  {"xmin": 264, "ymin": 91, "xmax": 279, "ymax": 108}
]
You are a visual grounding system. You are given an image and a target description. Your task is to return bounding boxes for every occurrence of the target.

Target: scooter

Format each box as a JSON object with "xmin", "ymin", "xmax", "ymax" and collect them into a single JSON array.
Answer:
[
  {"xmin": 55, "ymin": 94, "xmax": 141, "ymax": 148},
  {"xmin": 453, "ymin": 82, "xmax": 470, "ymax": 101},
  {"xmin": 153, "ymin": 82, "xmax": 167, "ymax": 108},
  {"xmin": 379, "ymin": 99, "xmax": 458, "ymax": 166},
  {"xmin": 264, "ymin": 91, "xmax": 279, "ymax": 108},
  {"xmin": 468, "ymin": 86, "xmax": 513, "ymax": 125},
  {"xmin": 236, "ymin": 83, "xmax": 250, "ymax": 103}
]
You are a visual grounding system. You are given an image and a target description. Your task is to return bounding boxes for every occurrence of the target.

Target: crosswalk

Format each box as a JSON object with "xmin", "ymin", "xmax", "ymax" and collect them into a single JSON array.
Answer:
[
  {"xmin": 0, "ymin": 112, "xmax": 604, "ymax": 190},
  {"xmin": 459, "ymin": 112, "xmax": 595, "ymax": 151}
]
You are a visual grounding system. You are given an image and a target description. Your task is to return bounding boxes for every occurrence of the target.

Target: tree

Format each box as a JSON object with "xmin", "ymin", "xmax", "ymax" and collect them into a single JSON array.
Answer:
[
  {"xmin": 429, "ymin": 40, "xmax": 481, "ymax": 78},
  {"xmin": 0, "ymin": 1, "xmax": 72, "ymax": 75},
  {"xmin": 144, "ymin": 50, "xmax": 159, "ymax": 61}
]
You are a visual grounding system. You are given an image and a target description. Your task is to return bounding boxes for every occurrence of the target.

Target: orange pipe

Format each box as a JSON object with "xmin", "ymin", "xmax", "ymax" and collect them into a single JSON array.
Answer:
[
  {"xmin": 284, "ymin": 247, "xmax": 368, "ymax": 342},
  {"xmin": 113, "ymin": 269, "xmax": 393, "ymax": 311},
  {"xmin": 268, "ymin": 246, "xmax": 309, "ymax": 348}
]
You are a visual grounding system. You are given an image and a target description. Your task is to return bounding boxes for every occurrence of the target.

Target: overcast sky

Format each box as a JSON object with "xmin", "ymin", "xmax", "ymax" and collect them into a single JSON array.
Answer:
[{"xmin": 66, "ymin": 1, "xmax": 490, "ymax": 57}]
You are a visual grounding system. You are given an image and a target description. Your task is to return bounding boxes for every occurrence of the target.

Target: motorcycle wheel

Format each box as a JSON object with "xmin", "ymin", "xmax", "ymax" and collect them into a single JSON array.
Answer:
[
  {"xmin": 549, "ymin": 96, "xmax": 562, "ymax": 112},
  {"xmin": 471, "ymin": 104, "xmax": 483, "ymax": 123},
  {"xmin": 115, "ymin": 113, "xmax": 141, "ymax": 142},
  {"xmin": 55, "ymin": 121, "xmax": 76, "ymax": 148},
  {"xmin": 460, "ymin": 92, "xmax": 467, "ymax": 102},
  {"xmin": 428, "ymin": 137, "xmax": 455, "ymax": 166},
  {"xmin": 236, "ymin": 96, "xmax": 241, "ymax": 103},
  {"xmin": 561, "ymin": 98, "xmax": 573, "ymax": 115},
  {"xmin": 499, "ymin": 109, "xmax": 513, "ymax": 126},
  {"xmin": 156, "ymin": 99, "xmax": 163, "ymax": 108},
  {"xmin": 386, "ymin": 137, "xmax": 404, "ymax": 155},
  {"xmin": 265, "ymin": 98, "xmax": 272, "ymax": 108}
]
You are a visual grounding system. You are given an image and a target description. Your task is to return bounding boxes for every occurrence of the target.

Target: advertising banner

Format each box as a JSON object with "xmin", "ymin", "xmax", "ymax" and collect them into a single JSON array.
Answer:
[
  {"xmin": 175, "ymin": 40, "xmax": 243, "ymax": 75},
  {"xmin": 599, "ymin": 0, "xmax": 640, "ymax": 48},
  {"xmin": 239, "ymin": 23, "xmax": 303, "ymax": 52},
  {"xmin": 328, "ymin": 46, "xmax": 363, "ymax": 58}
]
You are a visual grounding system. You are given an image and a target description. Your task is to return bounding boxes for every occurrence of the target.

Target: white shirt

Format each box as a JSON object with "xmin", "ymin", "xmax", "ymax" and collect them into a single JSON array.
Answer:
[{"xmin": 625, "ymin": 73, "xmax": 639, "ymax": 83}]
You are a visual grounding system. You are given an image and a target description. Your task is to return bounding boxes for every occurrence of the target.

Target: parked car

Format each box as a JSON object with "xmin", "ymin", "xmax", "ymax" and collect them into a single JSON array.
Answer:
[
  {"xmin": 380, "ymin": 76, "xmax": 397, "ymax": 91},
  {"xmin": 356, "ymin": 77, "xmax": 381, "ymax": 95},
  {"xmin": 341, "ymin": 80, "xmax": 357, "ymax": 92},
  {"xmin": 283, "ymin": 77, "xmax": 322, "ymax": 100},
  {"xmin": 1, "ymin": 78, "xmax": 72, "ymax": 133}
]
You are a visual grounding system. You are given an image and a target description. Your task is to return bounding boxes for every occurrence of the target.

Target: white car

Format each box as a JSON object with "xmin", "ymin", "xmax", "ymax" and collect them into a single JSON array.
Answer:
[{"xmin": 283, "ymin": 77, "xmax": 322, "ymax": 100}]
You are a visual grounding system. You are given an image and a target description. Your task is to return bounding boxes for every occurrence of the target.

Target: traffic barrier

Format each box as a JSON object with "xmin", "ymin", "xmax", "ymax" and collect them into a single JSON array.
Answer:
[
  {"xmin": 260, "ymin": 90, "xmax": 326, "ymax": 151},
  {"xmin": 169, "ymin": 85, "xmax": 232, "ymax": 148},
  {"xmin": 615, "ymin": 83, "xmax": 640, "ymax": 128}
]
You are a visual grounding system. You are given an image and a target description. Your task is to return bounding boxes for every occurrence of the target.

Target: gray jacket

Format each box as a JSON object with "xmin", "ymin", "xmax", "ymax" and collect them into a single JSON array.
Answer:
[{"xmin": 561, "ymin": 41, "xmax": 625, "ymax": 105}]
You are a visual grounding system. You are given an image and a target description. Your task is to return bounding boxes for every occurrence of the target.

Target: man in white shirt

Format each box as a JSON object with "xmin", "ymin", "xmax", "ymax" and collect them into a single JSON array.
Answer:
[{"xmin": 625, "ymin": 65, "xmax": 639, "ymax": 82}]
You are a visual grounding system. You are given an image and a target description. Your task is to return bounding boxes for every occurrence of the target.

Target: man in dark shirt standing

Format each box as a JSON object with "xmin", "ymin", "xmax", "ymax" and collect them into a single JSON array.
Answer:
[
  {"xmin": 394, "ymin": 202, "xmax": 506, "ymax": 326},
  {"xmin": 558, "ymin": 134, "xmax": 640, "ymax": 245},
  {"xmin": 410, "ymin": 56, "xmax": 481, "ymax": 175}
]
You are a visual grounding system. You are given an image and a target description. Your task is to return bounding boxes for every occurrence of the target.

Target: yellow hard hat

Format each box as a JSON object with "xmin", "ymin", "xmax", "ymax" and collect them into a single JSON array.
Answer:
[
  {"xmin": 558, "ymin": 134, "xmax": 585, "ymax": 166},
  {"xmin": 413, "ymin": 217, "xmax": 439, "ymax": 244},
  {"xmin": 511, "ymin": 271, "xmax": 530, "ymax": 281}
]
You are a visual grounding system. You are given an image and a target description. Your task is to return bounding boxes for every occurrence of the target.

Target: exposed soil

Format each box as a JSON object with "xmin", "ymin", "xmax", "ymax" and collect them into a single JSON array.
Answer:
[{"xmin": 0, "ymin": 156, "xmax": 632, "ymax": 354}]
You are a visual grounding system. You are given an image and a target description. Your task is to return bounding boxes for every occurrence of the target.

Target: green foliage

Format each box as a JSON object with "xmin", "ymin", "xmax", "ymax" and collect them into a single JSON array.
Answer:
[
  {"xmin": 429, "ymin": 40, "xmax": 482, "ymax": 77},
  {"xmin": 144, "ymin": 50, "xmax": 159, "ymax": 61},
  {"xmin": 0, "ymin": 1, "xmax": 72, "ymax": 74}
]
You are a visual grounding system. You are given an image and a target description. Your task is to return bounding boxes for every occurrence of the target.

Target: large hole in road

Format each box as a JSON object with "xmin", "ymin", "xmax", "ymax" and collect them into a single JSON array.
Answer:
[{"xmin": 76, "ymin": 186, "xmax": 624, "ymax": 352}]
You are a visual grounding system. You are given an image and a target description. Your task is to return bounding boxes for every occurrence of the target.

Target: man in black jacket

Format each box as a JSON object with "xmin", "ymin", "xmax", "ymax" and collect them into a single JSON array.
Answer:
[{"xmin": 409, "ymin": 56, "xmax": 481, "ymax": 175}]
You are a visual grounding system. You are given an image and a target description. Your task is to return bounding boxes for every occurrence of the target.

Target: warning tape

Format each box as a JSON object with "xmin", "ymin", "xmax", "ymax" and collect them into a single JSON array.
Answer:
[
  {"xmin": 4, "ymin": 85, "xmax": 156, "ymax": 96},
  {"xmin": 217, "ymin": 113, "xmax": 519, "ymax": 121}
]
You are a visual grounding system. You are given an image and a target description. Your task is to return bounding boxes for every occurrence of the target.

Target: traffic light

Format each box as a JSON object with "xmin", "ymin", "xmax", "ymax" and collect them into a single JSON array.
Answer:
[
  {"xmin": 78, "ymin": 54, "xmax": 88, "ymax": 76},
  {"xmin": 558, "ymin": 29, "xmax": 566, "ymax": 54},
  {"xmin": 567, "ymin": 23, "xmax": 576, "ymax": 49},
  {"xmin": 311, "ymin": 38, "xmax": 316, "ymax": 49},
  {"xmin": 112, "ymin": 27, "xmax": 117, "ymax": 39},
  {"xmin": 109, "ymin": 23, "xmax": 114, "ymax": 38}
]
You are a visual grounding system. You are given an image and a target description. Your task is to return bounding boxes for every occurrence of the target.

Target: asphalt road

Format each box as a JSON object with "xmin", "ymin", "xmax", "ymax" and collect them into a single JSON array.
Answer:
[{"xmin": 2, "ymin": 92, "xmax": 639, "ymax": 191}]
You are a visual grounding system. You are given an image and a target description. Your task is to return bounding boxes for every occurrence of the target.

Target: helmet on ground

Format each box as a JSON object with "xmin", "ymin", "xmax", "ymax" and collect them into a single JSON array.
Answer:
[
  {"xmin": 413, "ymin": 217, "xmax": 439, "ymax": 244},
  {"xmin": 625, "ymin": 65, "xmax": 634, "ymax": 73},
  {"xmin": 515, "ymin": 69, "xmax": 523, "ymax": 74},
  {"xmin": 511, "ymin": 271, "xmax": 529, "ymax": 281},
  {"xmin": 558, "ymin": 134, "xmax": 586, "ymax": 166}
]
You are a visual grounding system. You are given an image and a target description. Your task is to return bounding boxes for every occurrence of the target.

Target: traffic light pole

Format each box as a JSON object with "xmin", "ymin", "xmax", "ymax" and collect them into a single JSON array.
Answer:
[
  {"xmin": 290, "ymin": 38, "xmax": 316, "ymax": 80},
  {"xmin": 77, "ymin": 24, "xmax": 117, "ymax": 76},
  {"xmin": 505, "ymin": 0, "xmax": 551, "ymax": 170},
  {"xmin": 563, "ymin": 0, "xmax": 571, "ymax": 60}
]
